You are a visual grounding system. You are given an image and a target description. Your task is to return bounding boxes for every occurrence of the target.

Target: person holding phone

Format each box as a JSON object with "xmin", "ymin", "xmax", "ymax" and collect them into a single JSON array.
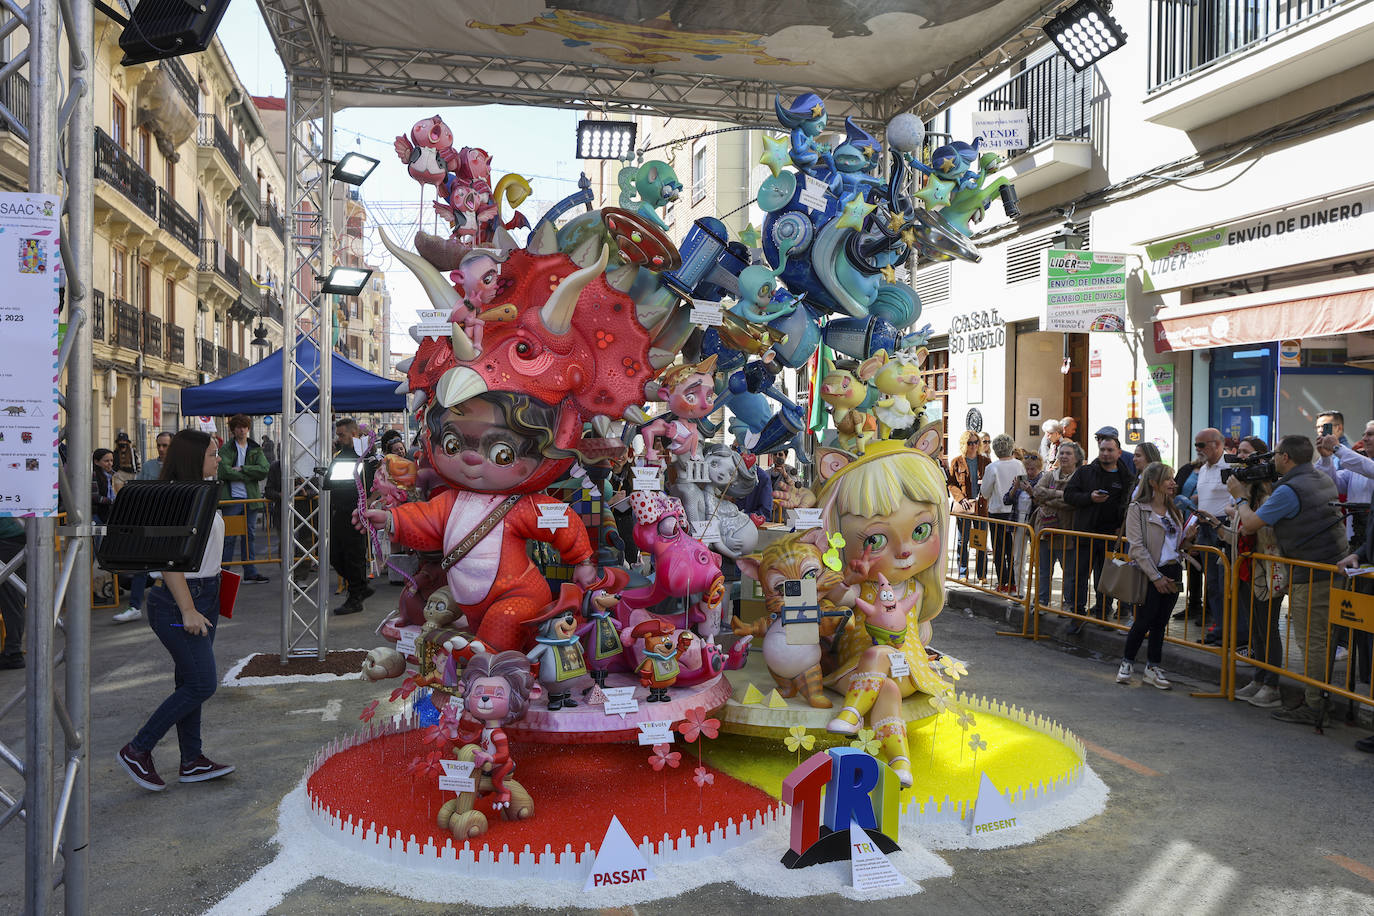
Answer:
[
  {"xmin": 1063, "ymin": 427, "xmax": 1137, "ymax": 633},
  {"xmin": 116, "ymin": 430, "xmax": 234, "ymax": 792},
  {"xmin": 1118, "ymin": 462, "xmax": 1195, "ymax": 688}
]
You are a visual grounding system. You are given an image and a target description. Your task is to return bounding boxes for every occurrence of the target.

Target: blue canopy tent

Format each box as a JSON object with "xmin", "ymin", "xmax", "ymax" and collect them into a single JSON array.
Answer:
[{"xmin": 180, "ymin": 336, "xmax": 404, "ymax": 415}]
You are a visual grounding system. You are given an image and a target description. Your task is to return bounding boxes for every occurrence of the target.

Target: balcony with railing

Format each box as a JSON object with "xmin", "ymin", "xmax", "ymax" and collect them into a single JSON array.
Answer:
[
  {"xmin": 196, "ymin": 113, "xmax": 241, "ymax": 190},
  {"xmin": 229, "ymin": 353, "xmax": 248, "ymax": 374},
  {"xmin": 231, "ymin": 159, "xmax": 262, "ymax": 224},
  {"xmin": 263, "ymin": 291, "xmax": 284, "ymax": 324},
  {"xmin": 198, "ymin": 339, "xmax": 215, "ymax": 372},
  {"xmin": 1145, "ymin": 0, "xmax": 1373, "ymax": 129},
  {"xmin": 95, "ymin": 127, "xmax": 157, "ymax": 221},
  {"xmin": 159, "ymin": 57, "xmax": 198, "ymax": 113},
  {"xmin": 0, "ymin": 72, "xmax": 29, "ymax": 138},
  {"xmin": 216, "ymin": 345, "xmax": 229, "ymax": 376},
  {"xmin": 142, "ymin": 311, "xmax": 162, "ymax": 359},
  {"xmin": 198, "ymin": 237, "xmax": 240, "ymax": 285},
  {"xmin": 92, "ymin": 290, "xmax": 106, "ymax": 343},
  {"xmin": 166, "ymin": 323, "xmax": 185, "ymax": 365},
  {"xmin": 976, "ymin": 54, "xmax": 1094, "ymax": 197},
  {"xmin": 112, "ymin": 298, "xmax": 140, "ymax": 350},
  {"xmin": 157, "ymin": 187, "xmax": 198, "ymax": 254},
  {"xmin": 260, "ymin": 200, "xmax": 286, "ymax": 242}
]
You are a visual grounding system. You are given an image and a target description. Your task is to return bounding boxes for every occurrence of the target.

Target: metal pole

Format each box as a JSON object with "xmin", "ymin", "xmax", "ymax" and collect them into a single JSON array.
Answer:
[
  {"xmin": 316, "ymin": 82, "xmax": 332, "ymax": 661},
  {"xmin": 280, "ymin": 77, "xmax": 296, "ymax": 662},
  {"xmin": 26, "ymin": 0, "xmax": 61, "ymax": 908},
  {"xmin": 63, "ymin": 0, "xmax": 95, "ymax": 902}
]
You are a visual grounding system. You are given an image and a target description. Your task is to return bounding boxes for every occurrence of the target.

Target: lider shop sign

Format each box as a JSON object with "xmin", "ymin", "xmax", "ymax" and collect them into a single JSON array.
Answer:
[{"xmin": 1144, "ymin": 186, "xmax": 1374, "ymax": 292}]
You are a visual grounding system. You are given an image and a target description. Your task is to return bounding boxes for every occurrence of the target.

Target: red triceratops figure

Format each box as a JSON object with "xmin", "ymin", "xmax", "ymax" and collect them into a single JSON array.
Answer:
[
  {"xmin": 381, "ymin": 225, "xmax": 655, "ymax": 452},
  {"xmin": 394, "ymin": 115, "xmax": 458, "ymax": 186}
]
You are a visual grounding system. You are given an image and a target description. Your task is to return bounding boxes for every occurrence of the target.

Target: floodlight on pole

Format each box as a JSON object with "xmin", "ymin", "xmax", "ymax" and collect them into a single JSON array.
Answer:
[
  {"xmin": 575, "ymin": 119, "xmax": 637, "ymax": 160},
  {"xmin": 327, "ymin": 151, "xmax": 380, "ymax": 185},
  {"xmin": 318, "ymin": 266, "xmax": 373, "ymax": 296},
  {"xmin": 1044, "ymin": 0, "xmax": 1126, "ymax": 73}
]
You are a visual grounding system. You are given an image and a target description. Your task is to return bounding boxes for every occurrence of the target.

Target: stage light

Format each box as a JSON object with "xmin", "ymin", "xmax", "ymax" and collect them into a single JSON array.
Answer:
[
  {"xmin": 1044, "ymin": 0, "xmax": 1126, "ymax": 73},
  {"xmin": 319, "ymin": 266, "xmax": 372, "ymax": 296},
  {"xmin": 575, "ymin": 120, "xmax": 636, "ymax": 160},
  {"xmin": 329, "ymin": 152, "xmax": 380, "ymax": 185}
]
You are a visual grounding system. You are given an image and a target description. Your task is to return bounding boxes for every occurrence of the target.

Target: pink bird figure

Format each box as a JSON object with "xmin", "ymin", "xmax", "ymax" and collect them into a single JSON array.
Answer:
[{"xmin": 394, "ymin": 115, "xmax": 458, "ymax": 186}]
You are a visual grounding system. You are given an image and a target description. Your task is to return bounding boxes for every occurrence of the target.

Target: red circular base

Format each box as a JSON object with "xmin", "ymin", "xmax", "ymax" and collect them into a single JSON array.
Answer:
[{"xmin": 307, "ymin": 730, "xmax": 776, "ymax": 854}]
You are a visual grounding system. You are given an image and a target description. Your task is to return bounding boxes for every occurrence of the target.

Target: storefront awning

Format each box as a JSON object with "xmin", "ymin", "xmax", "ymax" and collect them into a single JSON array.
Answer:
[{"xmin": 1154, "ymin": 285, "xmax": 1374, "ymax": 352}]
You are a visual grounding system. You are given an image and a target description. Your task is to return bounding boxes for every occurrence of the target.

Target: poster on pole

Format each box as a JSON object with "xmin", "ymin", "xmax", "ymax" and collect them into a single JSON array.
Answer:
[
  {"xmin": 0, "ymin": 193, "xmax": 62, "ymax": 516},
  {"xmin": 1044, "ymin": 249, "xmax": 1130, "ymax": 333},
  {"xmin": 1142, "ymin": 364, "xmax": 1176, "ymax": 463}
]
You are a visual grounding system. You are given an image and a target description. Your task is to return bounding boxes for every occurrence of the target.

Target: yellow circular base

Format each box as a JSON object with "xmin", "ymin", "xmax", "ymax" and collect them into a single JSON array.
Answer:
[{"xmin": 703, "ymin": 694, "xmax": 1083, "ymax": 811}]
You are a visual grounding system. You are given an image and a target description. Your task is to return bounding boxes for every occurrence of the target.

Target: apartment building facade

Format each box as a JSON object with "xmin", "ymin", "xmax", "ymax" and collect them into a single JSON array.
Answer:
[
  {"xmin": 914, "ymin": 0, "xmax": 1374, "ymax": 464},
  {"xmin": 0, "ymin": 18, "xmax": 289, "ymax": 456}
]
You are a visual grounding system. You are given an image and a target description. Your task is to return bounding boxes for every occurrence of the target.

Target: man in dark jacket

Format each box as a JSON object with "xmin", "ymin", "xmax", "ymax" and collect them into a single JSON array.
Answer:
[
  {"xmin": 1063, "ymin": 427, "xmax": 1137, "ymax": 632},
  {"xmin": 219, "ymin": 413, "xmax": 271, "ymax": 583},
  {"xmin": 329, "ymin": 418, "xmax": 374, "ymax": 614}
]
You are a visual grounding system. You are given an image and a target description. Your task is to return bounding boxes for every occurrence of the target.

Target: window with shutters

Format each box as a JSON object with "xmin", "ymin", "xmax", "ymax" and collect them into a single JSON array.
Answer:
[
  {"xmin": 915, "ymin": 263, "xmax": 951, "ymax": 305},
  {"xmin": 1005, "ymin": 221, "xmax": 1090, "ymax": 285}
]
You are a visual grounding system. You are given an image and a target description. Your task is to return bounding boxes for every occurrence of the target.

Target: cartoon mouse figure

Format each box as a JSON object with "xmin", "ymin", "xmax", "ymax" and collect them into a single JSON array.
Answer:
[{"xmin": 630, "ymin": 618, "xmax": 693, "ymax": 703}]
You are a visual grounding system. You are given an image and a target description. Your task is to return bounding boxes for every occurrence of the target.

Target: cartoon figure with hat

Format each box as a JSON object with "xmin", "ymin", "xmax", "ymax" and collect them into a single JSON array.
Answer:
[
  {"xmin": 638, "ymin": 355, "xmax": 718, "ymax": 465},
  {"xmin": 575, "ymin": 567, "xmax": 631, "ymax": 690},
  {"xmin": 630, "ymin": 618, "xmax": 693, "ymax": 702},
  {"xmin": 524, "ymin": 584, "xmax": 589, "ymax": 710}
]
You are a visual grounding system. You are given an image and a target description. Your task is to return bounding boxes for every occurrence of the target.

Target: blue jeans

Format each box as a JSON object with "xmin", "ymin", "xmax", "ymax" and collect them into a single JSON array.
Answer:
[
  {"xmin": 1037, "ymin": 538, "xmax": 1076, "ymax": 608},
  {"xmin": 956, "ymin": 517, "xmax": 987, "ymax": 579},
  {"xmin": 132, "ymin": 576, "xmax": 220, "ymax": 763},
  {"xmin": 221, "ymin": 503, "xmax": 259, "ymax": 578},
  {"xmin": 129, "ymin": 573, "xmax": 147, "ymax": 611},
  {"xmin": 1195, "ymin": 523, "xmax": 1225, "ymax": 628}
]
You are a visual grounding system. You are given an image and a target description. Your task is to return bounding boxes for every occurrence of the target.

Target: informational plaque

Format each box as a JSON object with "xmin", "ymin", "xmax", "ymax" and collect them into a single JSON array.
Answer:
[{"xmin": 0, "ymin": 193, "xmax": 61, "ymax": 516}]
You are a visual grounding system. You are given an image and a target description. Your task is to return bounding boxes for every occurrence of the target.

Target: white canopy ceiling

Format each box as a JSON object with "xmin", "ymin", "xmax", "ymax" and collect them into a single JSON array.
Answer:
[{"xmin": 256, "ymin": 0, "xmax": 1068, "ymax": 122}]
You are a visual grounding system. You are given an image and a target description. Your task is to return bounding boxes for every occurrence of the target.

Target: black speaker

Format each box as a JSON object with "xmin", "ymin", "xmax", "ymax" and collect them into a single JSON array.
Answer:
[
  {"xmin": 119, "ymin": 0, "xmax": 231, "ymax": 67},
  {"xmin": 95, "ymin": 480, "xmax": 221, "ymax": 572}
]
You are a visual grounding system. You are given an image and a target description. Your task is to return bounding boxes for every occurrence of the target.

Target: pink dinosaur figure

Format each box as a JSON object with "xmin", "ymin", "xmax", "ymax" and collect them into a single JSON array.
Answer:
[{"xmin": 616, "ymin": 491, "xmax": 748, "ymax": 686}]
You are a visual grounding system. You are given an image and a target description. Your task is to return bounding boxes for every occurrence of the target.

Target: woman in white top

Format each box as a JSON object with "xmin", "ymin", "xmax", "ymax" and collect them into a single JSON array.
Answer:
[
  {"xmin": 117, "ymin": 430, "xmax": 235, "ymax": 792},
  {"xmin": 982, "ymin": 434, "xmax": 1026, "ymax": 593},
  {"xmin": 1118, "ymin": 462, "xmax": 1196, "ymax": 690}
]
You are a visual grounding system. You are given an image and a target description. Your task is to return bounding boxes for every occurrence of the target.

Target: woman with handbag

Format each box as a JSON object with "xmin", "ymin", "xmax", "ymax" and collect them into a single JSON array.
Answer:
[
  {"xmin": 947, "ymin": 430, "xmax": 991, "ymax": 582},
  {"xmin": 1116, "ymin": 462, "xmax": 1195, "ymax": 689},
  {"xmin": 1032, "ymin": 441, "xmax": 1083, "ymax": 609},
  {"xmin": 116, "ymin": 430, "xmax": 234, "ymax": 791}
]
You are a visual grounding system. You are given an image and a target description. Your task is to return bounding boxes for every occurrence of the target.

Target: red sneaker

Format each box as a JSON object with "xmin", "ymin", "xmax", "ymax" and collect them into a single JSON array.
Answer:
[
  {"xmin": 117, "ymin": 743, "xmax": 165, "ymax": 792},
  {"xmin": 179, "ymin": 755, "xmax": 235, "ymax": 783}
]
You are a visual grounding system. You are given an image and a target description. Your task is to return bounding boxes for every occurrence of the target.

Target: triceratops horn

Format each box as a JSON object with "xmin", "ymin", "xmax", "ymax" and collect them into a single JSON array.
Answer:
[
  {"xmin": 569, "ymin": 233, "xmax": 603, "ymax": 268},
  {"xmin": 379, "ymin": 226, "xmax": 460, "ymax": 314},
  {"xmin": 407, "ymin": 390, "xmax": 427, "ymax": 412},
  {"xmin": 395, "ymin": 357, "xmax": 414, "ymax": 374},
  {"xmin": 491, "ymin": 223, "xmax": 519, "ymax": 259},
  {"xmin": 394, "ymin": 379, "xmax": 410, "ymax": 395},
  {"xmin": 648, "ymin": 347, "xmax": 675, "ymax": 369},
  {"xmin": 540, "ymin": 242, "xmax": 609, "ymax": 336},
  {"xmin": 606, "ymin": 263, "xmax": 638, "ymax": 293},
  {"xmin": 623, "ymin": 405, "xmax": 651, "ymax": 425},
  {"xmin": 450, "ymin": 322, "xmax": 478, "ymax": 361},
  {"xmin": 527, "ymin": 220, "xmax": 560, "ymax": 256}
]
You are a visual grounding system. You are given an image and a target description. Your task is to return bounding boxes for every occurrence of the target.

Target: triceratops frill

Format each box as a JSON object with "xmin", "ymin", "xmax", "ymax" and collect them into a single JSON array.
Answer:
[{"xmin": 381, "ymin": 222, "xmax": 659, "ymax": 452}]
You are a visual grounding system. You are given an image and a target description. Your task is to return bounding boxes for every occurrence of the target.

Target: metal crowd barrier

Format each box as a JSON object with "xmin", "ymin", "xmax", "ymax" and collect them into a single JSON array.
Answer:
[
  {"xmin": 1230, "ymin": 553, "xmax": 1373, "ymax": 712},
  {"xmin": 217, "ymin": 497, "xmax": 279, "ymax": 568},
  {"xmin": 953, "ymin": 524, "xmax": 1233, "ymax": 698},
  {"xmin": 946, "ymin": 512, "xmax": 1034, "ymax": 626}
]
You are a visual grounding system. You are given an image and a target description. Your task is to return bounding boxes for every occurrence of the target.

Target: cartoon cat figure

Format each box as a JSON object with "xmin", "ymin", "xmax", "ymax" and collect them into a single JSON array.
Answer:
[{"xmin": 734, "ymin": 528, "xmax": 847, "ymax": 708}]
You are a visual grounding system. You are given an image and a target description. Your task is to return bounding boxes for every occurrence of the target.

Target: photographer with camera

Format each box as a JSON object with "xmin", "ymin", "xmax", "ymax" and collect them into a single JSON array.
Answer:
[
  {"xmin": 1319, "ymin": 419, "xmax": 1374, "ymax": 691},
  {"xmin": 1223, "ymin": 437, "xmax": 1283, "ymax": 708},
  {"xmin": 1228, "ymin": 435, "xmax": 1349, "ymax": 726}
]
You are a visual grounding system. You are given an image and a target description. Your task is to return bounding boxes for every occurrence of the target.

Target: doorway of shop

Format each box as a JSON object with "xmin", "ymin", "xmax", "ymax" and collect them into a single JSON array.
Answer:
[{"xmin": 1063, "ymin": 333, "xmax": 1088, "ymax": 447}]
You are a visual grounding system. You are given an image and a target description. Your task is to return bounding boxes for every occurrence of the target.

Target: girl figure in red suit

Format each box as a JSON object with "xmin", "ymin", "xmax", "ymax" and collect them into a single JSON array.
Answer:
[{"xmin": 359, "ymin": 392, "xmax": 599, "ymax": 653}]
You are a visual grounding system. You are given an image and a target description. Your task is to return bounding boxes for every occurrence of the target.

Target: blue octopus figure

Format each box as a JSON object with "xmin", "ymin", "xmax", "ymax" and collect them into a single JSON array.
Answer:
[{"xmin": 774, "ymin": 93, "xmax": 830, "ymax": 175}]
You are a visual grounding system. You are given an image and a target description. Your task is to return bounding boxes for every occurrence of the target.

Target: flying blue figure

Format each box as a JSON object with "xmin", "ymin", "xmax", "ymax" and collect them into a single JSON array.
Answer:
[
  {"xmin": 774, "ymin": 93, "xmax": 830, "ymax": 175},
  {"xmin": 824, "ymin": 118, "xmax": 886, "ymax": 206},
  {"xmin": 910, "ymin": 138, "xmax": 985, "ymax": 193},
  {"xmin": 700, "ymin": 361, "xmax": 809, "ymax": 463}
]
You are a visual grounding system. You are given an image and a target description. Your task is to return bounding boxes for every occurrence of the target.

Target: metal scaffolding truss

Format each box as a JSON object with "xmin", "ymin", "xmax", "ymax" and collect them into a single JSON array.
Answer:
[
  {"xmin": 0, "ymin": 0, "xmax": 95, "ymax": 911},
  {"xmin": 323, "ymin": 43, "xmax": 891, "ymax": 123},
  {"xmin": 279, "ymin": 79, "xmax": 334, "ymax": 660}
]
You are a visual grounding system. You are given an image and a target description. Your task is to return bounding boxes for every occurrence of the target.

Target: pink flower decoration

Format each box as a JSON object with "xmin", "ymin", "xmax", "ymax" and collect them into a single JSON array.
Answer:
[
  {"xmin": 692, "ymin": 766, "xmax": 714, "ymax": 787},
  {"xmin": 648, "ymin": 744, "xmax": 681, "ymax": 771},
  {"xmin": 359, "ymin": 700, "xmax": 380, "ymax": 722},
  {"xmin": 678, "ymin": 706, "xmax": 720, "ymax": 743}
]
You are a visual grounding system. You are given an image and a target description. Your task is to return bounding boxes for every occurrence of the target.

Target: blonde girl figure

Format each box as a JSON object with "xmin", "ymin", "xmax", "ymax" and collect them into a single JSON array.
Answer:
[{"xmin": 813, "ymin": 428, "xmax": 957, "ymax": 788}]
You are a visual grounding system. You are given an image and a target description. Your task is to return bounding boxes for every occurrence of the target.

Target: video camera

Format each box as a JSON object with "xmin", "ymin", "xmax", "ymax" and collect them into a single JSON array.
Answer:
[{"xmin": 1220, "ymin": 450, "xmax": 1277, "ymax": 484}]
